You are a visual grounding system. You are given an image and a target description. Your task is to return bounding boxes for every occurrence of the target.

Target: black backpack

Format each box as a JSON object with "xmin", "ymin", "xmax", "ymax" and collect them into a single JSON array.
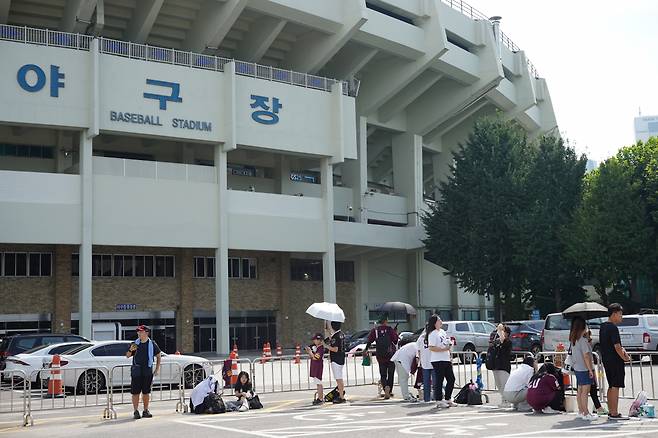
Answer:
[
  {"xmin": 375, "ymin": 328, "xmax": 393, "ymax": 358},
  {"xmin": 485, "ymin": 332, "xmax": 498, "ymax": 369},
  {"xmin": 454, "ymin": 382, "xmax": 471, "ymax": 405},
  {"xmin": 206, "ymin": 392, "xmax": 226, "ymax": 414}
]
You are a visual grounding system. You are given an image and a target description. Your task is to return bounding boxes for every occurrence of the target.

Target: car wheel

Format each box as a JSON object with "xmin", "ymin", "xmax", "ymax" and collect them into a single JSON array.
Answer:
[
  {"xmin": 184, "ymin": 364, "xmax": 206, "ymax": 389},
  {"xmin": 463, "ymin": 344, "xmax": 476, "ymax": 364},
  {"xmin": 76, "ymin": 369, "xmax": 106, "ymax": 395}
]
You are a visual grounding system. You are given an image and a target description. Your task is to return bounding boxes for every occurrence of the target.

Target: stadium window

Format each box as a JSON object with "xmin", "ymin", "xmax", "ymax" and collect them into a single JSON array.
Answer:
[
  {"xmin": 3, "ymin": 253, "xmax": 16, "ymax": 276},
  {"xmin": 206, "ymin": 257, "xmax": 215, "ymax": 278},
  {"xmin": 144, "ymin": 256, "xmax": 154, "ymax": 276},
  {"xmin": 40, "ymin": 253, "xmax": 52, "ymax": 276},
  {"xmin": 228, "ymin": 258, "xmax": 241, "ymax": 278},
  {"xmin": 72, "ymin": 253, "xmax": 79, "ymax": 276},
  {"xmin": 165, "ymin": 256, "xmax": 174, "ymax": 277},
  {"xmin": 114, "ymin": 255, "xmax": 124, "ymax": 277},
  {"xmin": 290, "ymin": 259, "xmax": 323, "ymax": 281},
  {"xmin": 242, "ymin": 258, "xmax": 257, "ymax": 279},
  {"xmin": 194, "ymin": 256, "xmax": 205, "ymax": 278},
  {"xmin": 15, "ymin": 253, "xmax": 27, "ymax": 276},
  {"xmin": 462, "ymin": 310, "xmax": 480, "ymax": 321},
  {"xmin": 155, "ymin": 256, "xmax": 166, "ymax": 277},
  {"xmin": 92, "ymin": 254, "xmax": 101, "ymax": 276},
  {"xmin": 101, "ymin": 255, "xmax": 112, "ymax": 277},
  {"xmin": 29, "ymin": 253, "xmax": 41, "ymax": 276}
]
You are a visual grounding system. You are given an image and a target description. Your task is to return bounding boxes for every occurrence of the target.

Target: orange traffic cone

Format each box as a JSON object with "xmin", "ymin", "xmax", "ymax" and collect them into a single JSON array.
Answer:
[
  {"xmin": 47, "ymin": 354, "xmax": 64, "ymax": 398},
  {"xmin": 294, "ymin": 343, "xmax": 301, "ymax": 364},
  {"xmin": 230, "ymin": 351, "xmax": 238, "ymax": 386},
  {"xmin": 260, "ymin": 342, "xmax": 270, "ymax": 364},
  {"xmin": 265, "ymin": 342, "xmax": 272, "ymax": 360},
  {"xmin": 276, "ymin": 342, "xmax": 283, "ymax": 358}
]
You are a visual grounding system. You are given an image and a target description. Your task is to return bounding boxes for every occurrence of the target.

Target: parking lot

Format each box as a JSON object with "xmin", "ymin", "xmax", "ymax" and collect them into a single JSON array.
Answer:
[{"xmin": 2, "ymin": 385, "xmax": 658, "ymax": 438}]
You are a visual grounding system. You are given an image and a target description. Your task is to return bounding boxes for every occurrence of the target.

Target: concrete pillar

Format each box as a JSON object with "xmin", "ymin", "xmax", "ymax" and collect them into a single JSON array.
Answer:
[
  {"xmin": 215, "ymin": 144, "xmax": 230, "ymax": 355},
  {"xmin": 320, "ymin": 157, "xmax": 336, "ymax": 303},
  {"xmin": 177, "ymin": 249, "xmax": 194, "ymax": 353},
  {"xmin": 407, "ymin": 250, "xmax": 424, "ymax": 330},
  {"xmin": 341, "ymin": 116, "xmax": 368, "ymax": 222},
  {"xmin": 79, "ymin": 131, "xmax": 93, "ymax": 339},
  {"xmin": 278, "ymin": 253, "xmax": 292, "ymax": 346},
  {"xmin": 354, "ymin": 255, "xmax": 369, "ymax": 329},
  {"xmin": 53, "ymin": 245, "xmax": 73, "ymax": 333},
  {"xmin": 392, "ymin": 133, "xmax": 423, "ymax": 226}
]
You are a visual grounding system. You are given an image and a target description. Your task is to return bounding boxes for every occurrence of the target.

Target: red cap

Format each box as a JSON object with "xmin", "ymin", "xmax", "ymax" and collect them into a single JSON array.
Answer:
[{"xmin": 136, "ymin": 325, "xmax": 150, "ymax": 333}]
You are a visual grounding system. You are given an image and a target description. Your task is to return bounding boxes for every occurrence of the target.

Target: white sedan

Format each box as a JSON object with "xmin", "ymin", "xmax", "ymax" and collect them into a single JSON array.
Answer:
[
  {"xmin": 4, "ymin": 341, "xmax": 94, "ymax": 387},
  {"xmin": 45, "ymin": 341, "xmax": 212, "ymax": 394}
]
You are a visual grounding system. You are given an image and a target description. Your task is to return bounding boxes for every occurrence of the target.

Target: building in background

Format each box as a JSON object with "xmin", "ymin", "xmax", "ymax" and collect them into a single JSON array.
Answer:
[
  {"xmin": 0, "ymin": 0, "xmax": 556, "ymax": 353},
  {"xmin": 634, "ymin": 115, "xmax": 658, "ymax": 142}
]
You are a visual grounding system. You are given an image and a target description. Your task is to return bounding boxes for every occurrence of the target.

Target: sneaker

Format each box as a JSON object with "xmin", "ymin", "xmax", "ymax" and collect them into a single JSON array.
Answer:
[
  {"xmin": 133, "ymin": 410, "xmax": 141, "ymax": 420},
  {"xmin": 446, "ymin": 399, "xmax": 458, "ymax": 407},
  {"xmin": 312, "ymin": 398, "xmax": 323, "ymax": 406},
  {"xmin": 608, "ymin": 413, "xmax": 628, "ymax": 420},
  {"xmin": 542, "ymin": 407, "xmax": 560, "ymax": 414},
  {"xmin": 238, "ymin": 403, "xmax": 249, "ymax": 412},
  {"xmin": 584, "ymin": 414, "xmax": 598, "ymax": 421},
  {"xmin": 142, "ymin": 410, "xmax": 152, "ymax": 418},
  {"xmin": 332, "ymin": 397, "xmax": 346, "ymax": 404},
  {"xmin": 436, "ymin": 400, "xmax": 449, "ymax": 408}
]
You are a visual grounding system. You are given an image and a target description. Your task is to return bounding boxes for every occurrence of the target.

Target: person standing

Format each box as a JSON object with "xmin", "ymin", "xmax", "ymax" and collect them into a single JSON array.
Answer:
[
  {"xmin": 569, "ymin": 317, "xmax": 596, "ymax": 420},
  {"xmin": 491, "ymin": 324, "xmax": 512, "ymax": 407},
  {"xmin": 306, "ymin": 333, "xmax": 325, "ymax": 405},
  {"xmin": 365, "ymin": 315, "xmax": 398, "ymax": 399},
  {"xmin": 599, "ymin": 303, "xmax": 631, "ymax": 420},
  {"xmin": 125, "ymin": 325, "xmax": 161, "ymax": 419},
  {"xmin": 428, "ymin": 316, "xmax": 456, "ymax": 408},
  {"xmin": 503, "ymin": 356, "xmax": 536, "ymax": 411},
  {"xmin": 585, "ymin": 327, "xmax": 607, "ymax": 415},
  {"xmin": 391, "ymin": 340, "xmax": 419, "ymax": 401},
  {"xmin": 416, "ymin": 325, "xmax": 433, "ymax": 402},
  {"xmin": 325, "ymin": 321, "xmax": 346, "ymax": 404}
]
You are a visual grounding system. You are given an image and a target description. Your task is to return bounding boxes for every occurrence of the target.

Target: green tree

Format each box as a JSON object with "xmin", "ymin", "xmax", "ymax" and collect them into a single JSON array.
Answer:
[
  {"xmin": 423, "ymin": 117, "xmax": 531, "ymax": 320},
  {"xmin": 567, "ymin": 158, "xmax": 654, "ymax": 303},
  {"xmin": 514, "ymin": 136, "xmax": 588, "ymax": 316}
]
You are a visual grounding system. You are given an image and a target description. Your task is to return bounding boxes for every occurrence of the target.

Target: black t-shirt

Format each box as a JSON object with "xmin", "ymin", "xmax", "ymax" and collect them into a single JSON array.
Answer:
[
  {"xmin": 599, "ymin": 321, "xmax": 622, "ymax": 365},
  {"xmin": 326, "ymin": 331, "xmax": 345, "ymax": 365},
  {"xmin": 234, "ymin": 380, "xmax": 252, "ymax": 394},
  {"xmin": 129, "ymin": 339, "xmax": 161, "ymax": 368}
]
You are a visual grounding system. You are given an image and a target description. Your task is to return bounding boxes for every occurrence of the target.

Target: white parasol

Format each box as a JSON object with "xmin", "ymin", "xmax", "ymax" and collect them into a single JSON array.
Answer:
[{"xmin": 305, "ymin": 302, "xmax": 345, "ymax": 322}]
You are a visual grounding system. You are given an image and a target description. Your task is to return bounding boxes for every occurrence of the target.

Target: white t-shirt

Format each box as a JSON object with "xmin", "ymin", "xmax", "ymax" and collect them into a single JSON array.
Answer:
[
  {"xmin": 504, "ymin": 364, "xmax": 534, "ymax": 392},
  {"xmin": 391, "ymin": 342, "xmax": 418, "ymax": 373},
  {"xmin": 428, "ymin": 329, "xmax": 451, "ymax": 362},
  {"xmin": 416, "ymin": 332, "xmax": 433, "ymax": 370}
]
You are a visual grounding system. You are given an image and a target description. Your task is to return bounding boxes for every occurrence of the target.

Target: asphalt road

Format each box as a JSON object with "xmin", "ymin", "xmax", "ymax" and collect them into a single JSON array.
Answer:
[{"xmin": 2, "ymin": 386, "xmax": 658, "ymax": 438}]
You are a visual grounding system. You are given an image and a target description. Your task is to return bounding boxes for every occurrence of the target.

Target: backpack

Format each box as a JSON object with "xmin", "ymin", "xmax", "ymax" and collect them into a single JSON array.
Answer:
[
  {"xmin": 324, "ymin": 386, "xmax": 345, "ymax": 402},
  {"xmin": 454, "ymin": 382, "xmax": 471, "ymax": 405},
  {"xmin": 206, "ymin": 392, "xmax": 226, "ymax": 414},
  {"xmin": 485, "ymin": 345, "xmax": 497, "ymax": 370},
  {"xmin": 375, "ymin": 327, "xmax": 393, "ymax": 358}
]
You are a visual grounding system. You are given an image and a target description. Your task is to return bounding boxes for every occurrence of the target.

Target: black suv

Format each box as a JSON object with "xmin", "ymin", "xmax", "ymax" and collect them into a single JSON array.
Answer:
[{"xmin": 0, "ymin": 333, "xmax": 90, "ymax": 371}]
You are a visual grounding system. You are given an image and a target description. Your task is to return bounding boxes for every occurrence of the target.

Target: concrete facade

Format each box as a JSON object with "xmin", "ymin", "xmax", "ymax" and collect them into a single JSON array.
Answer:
[{"xmin": 0, "ymin": 0, "xmax": 557, "ymax": 353}]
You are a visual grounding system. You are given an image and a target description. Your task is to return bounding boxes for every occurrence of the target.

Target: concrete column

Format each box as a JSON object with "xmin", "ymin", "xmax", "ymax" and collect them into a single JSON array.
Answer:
[
  {"xmin": 177, "ymin": 249, "xmax": 194, "ymax": 353},
  {"xmin": 215, "ymin": 144, "xmax": 230, "ymax": 354},
  {"xmin": 53, "ymin": 245, "xmax": 73, "ymax": 333},
  {"xmin": 407, "ymin": 250, "xmax": 424, "ymax": 330},
  {"xmin": 320, "ymin": 157, "xmax": 336, "ymax": 303},
  {"xmin": 341, "ymin": 116, "xmax": 368, "ymax": 222},
  {"xmin": 354, "ymin": 255, "xmax": 369, "ymax": 329},
  {"xmin": 79, "ymin": 131, "xmax": 93, "ymax": 339},
  {"xmin": 392, "ymin": 133, "xmax": 423, "ymax": 226},
  {"xmin": 278, "ymin": 253, "xmax": 292, "ymax": 346}
]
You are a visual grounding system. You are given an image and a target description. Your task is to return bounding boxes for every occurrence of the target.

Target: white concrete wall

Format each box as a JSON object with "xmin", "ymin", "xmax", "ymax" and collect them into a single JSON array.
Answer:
[
  {"xmin": 368, "ymin": 253, "xmax": 409, "ymax": 305},
  {"xmin": 0, "ymin": 170, "xmax": 81, "ymax": 244}
]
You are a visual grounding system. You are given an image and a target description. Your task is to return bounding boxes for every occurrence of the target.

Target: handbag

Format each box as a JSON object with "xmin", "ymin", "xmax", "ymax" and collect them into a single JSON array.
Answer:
[
  {"xmin": 362, "ymin": 354, "xmax": 371, "ymax": 366},
  {"xmin": 564, "ymin": 346, "xmax": 573, "ymax": 372},
  {"xmin": 248, "ymin": 394, "xmax": 263, "ymax": 410}
]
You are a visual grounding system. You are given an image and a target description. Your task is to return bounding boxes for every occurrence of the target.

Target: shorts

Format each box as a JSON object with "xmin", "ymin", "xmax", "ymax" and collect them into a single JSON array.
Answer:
[
  {"xmin": 331, "ymin": 362, "xmax": 344, "ymax": 380},
  {"xmin": 574, "ymin": 370, "xmax": 592, "ymax": 386},
  {"xmin": 311, "ymin": 377, "xmax": 323, "ymax": 385},
  {"xmin": 130, "ymin": 373, "xmax": 154, "ymax": 395},
  {"xmin": 603, "ymin": 361, "xmax": 625, "ymax": 389}
]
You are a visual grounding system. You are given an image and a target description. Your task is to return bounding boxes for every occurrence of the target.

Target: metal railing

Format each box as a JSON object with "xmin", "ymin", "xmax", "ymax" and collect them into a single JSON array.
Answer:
[
  {"xmin": 440, "ymin": 0, "xmax": 540, "ymax": 78},
  {"xmin": 0, "ymin": 24, "xmax": 357, "ymax": 97}
]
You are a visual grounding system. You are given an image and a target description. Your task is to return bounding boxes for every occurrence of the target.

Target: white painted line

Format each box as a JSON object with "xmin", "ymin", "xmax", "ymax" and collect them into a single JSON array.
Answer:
[
  {"xmin": 175, "ymin": 419, "xmax": 277, "ymax": 437},
  {"xmin": 485, "ymin": 420, "xmax": 658, "ymax": 438}
]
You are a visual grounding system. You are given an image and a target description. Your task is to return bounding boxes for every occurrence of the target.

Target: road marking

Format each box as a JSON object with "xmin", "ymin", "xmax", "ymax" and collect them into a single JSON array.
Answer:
[
  {"xmin": 485, "ymin": 420, "xmax": 658, "ymax": 438},
  {"xmin": 176, "ymin": 419, "xmax": 277, "ymax": 437}
]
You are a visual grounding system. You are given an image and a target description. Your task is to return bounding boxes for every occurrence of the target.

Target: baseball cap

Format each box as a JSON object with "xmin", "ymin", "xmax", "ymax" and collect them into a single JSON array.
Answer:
[
  {"xmin": 312, "ymin": 333, "xmax": 323, "ymax": 340},
  {"xmin": 136, "ymin": 325, "xmax": 150, "ymax": 333}
]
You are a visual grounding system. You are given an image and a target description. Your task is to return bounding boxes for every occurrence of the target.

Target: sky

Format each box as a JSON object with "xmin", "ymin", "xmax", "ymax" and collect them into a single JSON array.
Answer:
[{"xmin": 466, "ymin": 0, "xmax": 658, "ymax": 162}]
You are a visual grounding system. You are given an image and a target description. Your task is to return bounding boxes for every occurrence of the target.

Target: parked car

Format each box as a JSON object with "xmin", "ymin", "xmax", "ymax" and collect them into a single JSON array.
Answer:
[
  {"xmin": 442, "ymin": 321, "xmax": 498, "ymax": 358},
  {"xmin": 616, "ymin": 314, "xmax": 658, "ymax": 362},
  {"xmin": 43, "ymin": 340, "xmax": 212, "ymax": 393},
  {"xmin": 345, "ymin": 329, "xmax": 371, "ymax": 351},
  {"xmin": 505, "ymin": 321, "xmax": 543, "ymax": 356},
  {"xmin": 399, "ymin": 328, "xmax": 425, "ymax": 345},
  {"xmin": 541, "ymin": 313, "xmax": 603, "ymax": 354},
  {"xmin": 0, "ymin": 333, "xmax": 90, "ymax": 372},
  {"xmin": 3, "ymin": 342, "xmax": 94, "ymax": 386}
]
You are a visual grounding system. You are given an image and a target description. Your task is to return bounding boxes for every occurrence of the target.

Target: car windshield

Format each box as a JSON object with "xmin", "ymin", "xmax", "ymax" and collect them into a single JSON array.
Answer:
[
  {"xmin": 547, "ymin": 315, "xmax": 604, "ymax": 330},
  {"xmin": 507, "ymin": 324, "xmax": 523, "ymax": 333}
]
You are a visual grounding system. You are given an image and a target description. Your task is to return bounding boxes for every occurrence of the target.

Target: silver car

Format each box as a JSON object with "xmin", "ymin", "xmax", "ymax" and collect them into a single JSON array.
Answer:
[
  {"xmin": 442, "ymin": 320, "xmax": 498, "ymax": 357},
  {"xmin": 616, "ymin": 314, "xmax": 658, "ymax": 362}
]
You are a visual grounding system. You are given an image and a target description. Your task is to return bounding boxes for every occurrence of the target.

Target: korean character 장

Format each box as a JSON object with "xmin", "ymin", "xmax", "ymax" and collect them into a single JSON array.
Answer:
[{"xmin": 250, "ymin": 95, "xmax": 283, "ymax": 125}]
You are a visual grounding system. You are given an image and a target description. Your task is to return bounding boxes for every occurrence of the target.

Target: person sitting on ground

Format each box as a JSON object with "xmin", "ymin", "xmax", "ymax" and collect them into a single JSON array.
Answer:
[
  {"xmin": 527, "ymin": 362, "xmax": 562, "ymax": 414},
  {"xmin": 391, "ymin": 338, "xmax": 419, "ymax": 402},
  {"xmin": 190, "ymin": 375, "xmax": 221, "ymax": 414},
  {"xmin": 226, "ymin": 371, "xmax": 254, "ymax": 412},
  {"xmin": 306, "ymin": 333, "xmax": 325, "ymax": 405},
  {"xmin": 503, "ymin": 356, "xmax": 536, "ymax": 411},
  {"xmin": 365, "ymin": 315, "xmax": 399, "ymax": 399}
]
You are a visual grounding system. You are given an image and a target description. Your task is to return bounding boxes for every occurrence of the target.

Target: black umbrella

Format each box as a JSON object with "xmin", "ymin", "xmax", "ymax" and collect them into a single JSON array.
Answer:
[
  {"xmin": 373, "ymin": 301, "xmax": 417, "ymax": 316},
  {"xmin": 562, "ymin": 302, "xmax": 608, "ymax": 320}
]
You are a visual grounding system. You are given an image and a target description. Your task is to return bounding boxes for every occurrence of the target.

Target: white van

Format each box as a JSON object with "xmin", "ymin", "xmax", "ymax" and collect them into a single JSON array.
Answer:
[{"xmin": 541, "ymin": 313, "xmax": 603, "ymax": 353}]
